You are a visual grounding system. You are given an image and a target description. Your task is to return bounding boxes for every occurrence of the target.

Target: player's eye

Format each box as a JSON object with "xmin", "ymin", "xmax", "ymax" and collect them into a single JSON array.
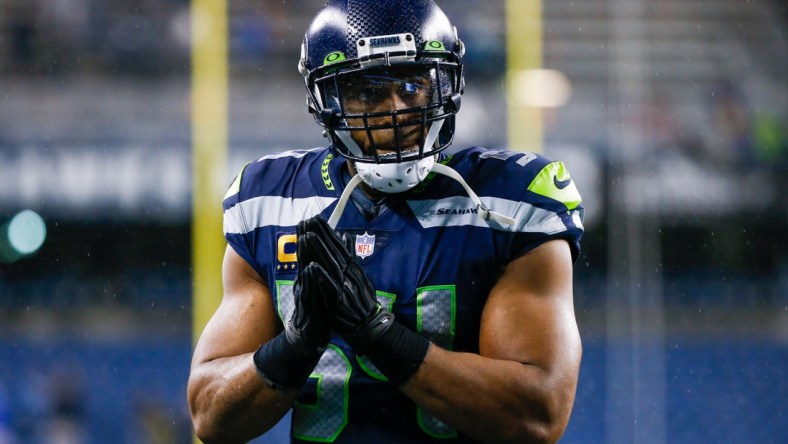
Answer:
[
  {"xmin": 399, "ymin": 79, "xmax": 425, "ymax": 95},
  {"xmin": 324, "ymin": 66, "xmax": 443, "ymax": 113},
  {"xmin": 352, "ymin": 80, "xmax": 393, "ymax": 104},
  {"xmin": 350, "ymin": 79, "xmax": 427, "ymax": 108}
]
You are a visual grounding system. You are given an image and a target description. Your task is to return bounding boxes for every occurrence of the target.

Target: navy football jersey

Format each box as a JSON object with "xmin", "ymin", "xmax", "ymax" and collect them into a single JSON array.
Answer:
[{"xmin": 222, "ymin": 146, "xmax": 583, "ymax": 443}]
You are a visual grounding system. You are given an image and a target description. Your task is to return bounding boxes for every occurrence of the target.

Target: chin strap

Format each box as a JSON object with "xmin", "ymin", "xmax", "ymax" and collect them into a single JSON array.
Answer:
[
  {"xmin": 327, "ymin": 174, "xmax": 365, "ymax": 229},
  {"xmin": 327, "ymin": 163, "xmax": 515, "ymax": 229}
]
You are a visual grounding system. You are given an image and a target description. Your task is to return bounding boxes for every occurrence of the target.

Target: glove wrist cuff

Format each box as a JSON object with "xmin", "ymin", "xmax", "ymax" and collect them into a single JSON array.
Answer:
[
  {"xmin": 365, "ymin": 321, "xmax": 430, "ymax": 387},
  {"xmin": 253, "ymin": 332, "xmax": 323, "ymax": 390}
]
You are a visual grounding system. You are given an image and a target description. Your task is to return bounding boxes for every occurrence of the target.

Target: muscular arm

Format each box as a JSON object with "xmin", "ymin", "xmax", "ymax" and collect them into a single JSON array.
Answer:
[
  {"xmin": 187, "ymin": 246, "xmax": 296, "ymax": 443},
  {"xmin": 401, "ymin": 239, "xmax": 582, "ymax": 444}
]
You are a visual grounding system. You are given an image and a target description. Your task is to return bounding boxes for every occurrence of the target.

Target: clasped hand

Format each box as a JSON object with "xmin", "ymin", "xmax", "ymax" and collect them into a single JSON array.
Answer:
[
  {"xmin": 257, "ymin": 215, "xmax": 428, "ymax": 388},
  {"xmin": 293, "ymin": 215, "xmax": 394, "ymax": 356}
]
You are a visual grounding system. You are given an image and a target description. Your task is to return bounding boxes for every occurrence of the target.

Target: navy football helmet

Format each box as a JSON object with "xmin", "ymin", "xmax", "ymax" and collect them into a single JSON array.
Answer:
[{"xmin": 299, "ymin": 0, "xmax": 465, "ymax": 193}]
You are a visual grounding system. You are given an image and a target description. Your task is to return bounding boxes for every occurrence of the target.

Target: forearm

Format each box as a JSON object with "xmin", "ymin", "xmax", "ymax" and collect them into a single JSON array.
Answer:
[
  {"xmin": 401, "ymin": 345, "xmax": 576, "ymax": 444},
  {"xmin": 188, "ymin": 352, "xmax": 297, "ymax": 443}
]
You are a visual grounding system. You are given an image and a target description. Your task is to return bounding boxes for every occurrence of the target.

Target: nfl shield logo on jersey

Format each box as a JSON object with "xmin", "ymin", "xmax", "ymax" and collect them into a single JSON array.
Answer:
[{"xmin": 355, "ymin": 232, "xmax": 375, "ymax": 259}]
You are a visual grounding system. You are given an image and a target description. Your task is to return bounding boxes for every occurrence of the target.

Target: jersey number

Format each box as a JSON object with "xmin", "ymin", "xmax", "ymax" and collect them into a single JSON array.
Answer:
[{"xmin": 276, "ymin": 281, "xmax": 458, "ymax": 441}]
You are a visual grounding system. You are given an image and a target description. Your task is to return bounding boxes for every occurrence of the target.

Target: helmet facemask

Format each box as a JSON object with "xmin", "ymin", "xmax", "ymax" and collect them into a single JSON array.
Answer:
[{"xmin": 302, "ymin": 32, "xmax": 464, "ymax": 193}]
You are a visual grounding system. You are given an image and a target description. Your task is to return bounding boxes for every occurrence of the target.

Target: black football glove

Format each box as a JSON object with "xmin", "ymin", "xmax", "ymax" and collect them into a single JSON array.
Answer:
[
  {"xmin": 252, "ymin": 221, "xmax": 332, "ymax": 390},
  {"xmin": 296, "ymin": 216, "xmax": 392, "ymax": 354},
  {"xmin": 299, "ymin": 216, "xmax": 430, "ymax": 386}
]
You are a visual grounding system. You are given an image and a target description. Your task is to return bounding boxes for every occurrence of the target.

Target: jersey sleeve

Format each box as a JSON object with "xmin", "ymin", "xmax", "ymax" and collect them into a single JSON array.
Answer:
[
  {"xmin": 222, "ymin": 162, "xmax": 268, "ymax": 281},
  {"xmin": 500, "ymin": 155, "xmax": 584, "ymax": 264}
]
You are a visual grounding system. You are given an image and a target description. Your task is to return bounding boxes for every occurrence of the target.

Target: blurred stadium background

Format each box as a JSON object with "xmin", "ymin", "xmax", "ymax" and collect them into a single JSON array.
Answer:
[{"xmin": 0, "ymin": 0, "xmax": 785, "ymax": 443}]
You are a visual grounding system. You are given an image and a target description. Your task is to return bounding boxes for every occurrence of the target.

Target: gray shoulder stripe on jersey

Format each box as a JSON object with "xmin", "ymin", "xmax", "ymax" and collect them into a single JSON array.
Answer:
[
  {"xmin": 224, "ymin": 195, "xmax": 337, "ymax": 234},
  {"xmin": 256, "ymin": 148, "xmax": 323, "ymax": 162},
  {"xmin": 408, "ymin": 196, "xmax": 568, "ymax": 233},
  {"xmin": 572, "ymin": 211, "xmax": 584, "ymax": 231}
]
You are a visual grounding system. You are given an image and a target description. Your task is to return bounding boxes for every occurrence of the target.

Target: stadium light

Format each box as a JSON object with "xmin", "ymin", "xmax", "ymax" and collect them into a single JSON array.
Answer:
[
  {"xmin": 0, "ymin": 210, "xmax": 47, "ymax": 263},
  {"xmin": 511, "ymin": 69, "xmax": 572, "ymax": 108}
]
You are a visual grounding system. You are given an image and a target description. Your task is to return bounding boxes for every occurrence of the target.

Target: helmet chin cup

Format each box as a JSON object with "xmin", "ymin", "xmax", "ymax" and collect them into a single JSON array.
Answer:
[{"xmin": 355, "ymin": 156, "xmax": 435, "ymax": 193}]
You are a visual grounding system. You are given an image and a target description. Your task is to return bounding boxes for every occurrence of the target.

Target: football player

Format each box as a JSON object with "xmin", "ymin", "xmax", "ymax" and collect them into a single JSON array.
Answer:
[{"xmin": 188, "ymin": 0, "xmax": 584, "ymax": 442}]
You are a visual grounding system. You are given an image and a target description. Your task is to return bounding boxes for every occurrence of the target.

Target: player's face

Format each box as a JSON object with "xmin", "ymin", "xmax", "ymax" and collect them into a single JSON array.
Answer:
[{"xmin": 328, "ymin": 66, "xmax": 440, "ymax": 157}]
